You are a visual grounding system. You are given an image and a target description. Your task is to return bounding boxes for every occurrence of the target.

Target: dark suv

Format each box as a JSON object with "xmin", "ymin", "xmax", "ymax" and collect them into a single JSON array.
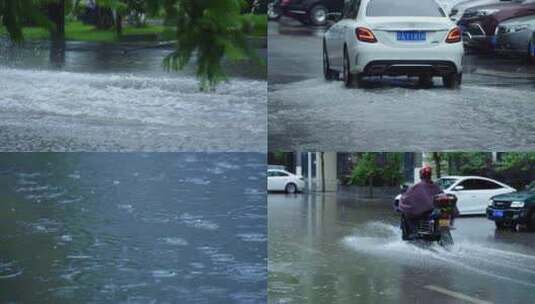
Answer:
[
  {"xmin": 458, "ymin": 0, "xmax": 535, "ymax": 51},
  {"xmin": 279, "ymin": 0, "xmax": 344, "ymax": 26},
  {"xmin": 487, "ymin": 182, "xmax": 535, "ymax": 231}
]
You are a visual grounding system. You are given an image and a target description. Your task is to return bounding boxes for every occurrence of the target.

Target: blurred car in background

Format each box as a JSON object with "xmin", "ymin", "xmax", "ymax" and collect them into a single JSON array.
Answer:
[
  {"xmin": 449, "ymin": 0, "xmax": 513, "ymax": 22},
  {"xmin": 458, "ymin": 0, "xmax": 535, "ymax": 51},
  {"xmin": 394, "ymin": 176, "xmax": 516, "ymax": 215},
  {"xmin": 268, "ymin": 164, "xmax": 287, "ymax": 170},
  {"xmin": 487, "ymin": 181, "xmax": 535, "ymax": 230},
  {"xmin": 267, "ymin": 169, "xmax": 305, "ymax": 193},
  {"xmin": 279, "ymin": 0, "xmax": 344, "ymax": 26},
  {"xmin": 495, "ymin": 14, "xmax": 535, "ymax": 62},
  {"xmin": 268, "ymin": 0, "xmax": 282, "ymax": 20}
]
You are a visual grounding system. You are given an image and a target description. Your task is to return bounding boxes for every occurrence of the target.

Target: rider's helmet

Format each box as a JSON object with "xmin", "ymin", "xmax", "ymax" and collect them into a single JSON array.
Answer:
[{"xmin": 419, "ymin": 165, "xmax": 433, "ymax": 181}]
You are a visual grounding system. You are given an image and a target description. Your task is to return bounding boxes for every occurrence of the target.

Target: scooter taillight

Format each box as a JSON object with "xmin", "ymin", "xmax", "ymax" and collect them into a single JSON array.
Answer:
[
  {"xmin": 434, "ymin": 194, "xmax": 457, "ymax": 209},
  {"xmin": 281, "ymin": 0, "xmax": 291, "ymax": 6},
  {"xmin": 356, "ymin": 27, "xmax": 378, "ymax": 43}
]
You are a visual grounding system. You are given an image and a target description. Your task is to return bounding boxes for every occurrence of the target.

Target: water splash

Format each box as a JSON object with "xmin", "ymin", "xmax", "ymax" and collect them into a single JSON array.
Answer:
[{"xmin": 343, "ymin": 221, "xmax": 535, "ymax": 288}]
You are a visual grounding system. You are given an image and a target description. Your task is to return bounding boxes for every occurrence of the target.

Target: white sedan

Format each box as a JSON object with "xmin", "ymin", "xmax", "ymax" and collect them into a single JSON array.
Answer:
[
  {"xmin": 323, "ymin": 0, "xmax": 464, "ymax": 88},
  {"xmin": 395, "ymin": 176, "xmax": 516, "ymax": 215},
  {"xmin": 267, "ymin": 169, "xmax": 305, "ymax": 194}
]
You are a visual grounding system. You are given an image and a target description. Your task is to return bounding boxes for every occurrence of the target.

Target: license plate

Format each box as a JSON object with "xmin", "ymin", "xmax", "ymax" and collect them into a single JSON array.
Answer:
[
  {"xmin": 397, "ymin": 31, "xmax": 426, "ymax": 41},
  {"xmin": 439, "ymin": 219, "xmax": 450, "ymax": 227},
  {"xmin": 493, "ymin": 210, "xmax": 504, "ymax": 218},
  {"xmin": 491, "ymin": 36, "xmax": 497, "ymax": 46}
]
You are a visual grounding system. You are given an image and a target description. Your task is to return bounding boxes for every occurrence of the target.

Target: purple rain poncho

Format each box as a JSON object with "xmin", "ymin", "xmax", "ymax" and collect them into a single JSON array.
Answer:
[{"xmin": 399, "ymin": 181, "xmax": 443, "ymax": 218}]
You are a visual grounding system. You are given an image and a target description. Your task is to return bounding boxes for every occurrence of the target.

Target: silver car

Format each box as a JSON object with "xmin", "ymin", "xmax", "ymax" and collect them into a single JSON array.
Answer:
[{"xmin": 495, "ymin": 14, "xmax": 535, "ymax": 63}]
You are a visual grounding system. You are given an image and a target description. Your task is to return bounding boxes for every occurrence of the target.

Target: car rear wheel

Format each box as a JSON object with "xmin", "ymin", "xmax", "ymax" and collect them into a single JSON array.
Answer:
[
  {"xmin": 528, "ymin": 40, "xmax": 535, "ymax": 65},
  {"xmin": 443, "ymin": 72, "xmax": 461, "ymax": 89},
  {"xmin": 285, "ymin": 183, "xmax": 297, "ymax": 194},
  {"xmin": 309, "ymin": 5, "xmax": 328, "ymax": 26},
  {"xmin": 343, "ymin": 49, "xmax": 354, "ymax": 88},
  {"xmin": 323, "ymin": 41, "xmax": 337, "ymax": 80},
  {"xmin": 418, "ymin": 75, "xmax": 433, "ymax": 88}
]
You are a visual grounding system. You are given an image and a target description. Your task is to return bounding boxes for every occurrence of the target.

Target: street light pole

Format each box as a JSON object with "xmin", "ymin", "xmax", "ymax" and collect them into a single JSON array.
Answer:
[{"xmin": 307, "ymin": 152, "xmax": 312, "ymax": 193}]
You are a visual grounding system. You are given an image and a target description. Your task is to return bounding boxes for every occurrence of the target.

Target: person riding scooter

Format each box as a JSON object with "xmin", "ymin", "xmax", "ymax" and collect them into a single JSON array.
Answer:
[{"xmin": 399, "ymin": 166, "xmax": 443, "ymax": 241}]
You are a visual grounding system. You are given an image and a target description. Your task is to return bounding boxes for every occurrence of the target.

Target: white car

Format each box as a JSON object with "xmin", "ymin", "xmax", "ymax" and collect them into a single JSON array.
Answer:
[
  {"xmin": 267, "ymin": 169, "xmax": 305, "ymax": 194},
  {"xmin": 395, "ymin": 176, "xmax": 516, "ymax": 215},
  {"xmin": 323, "ymin": 0, "xmax": 464, "ymax": 88}
]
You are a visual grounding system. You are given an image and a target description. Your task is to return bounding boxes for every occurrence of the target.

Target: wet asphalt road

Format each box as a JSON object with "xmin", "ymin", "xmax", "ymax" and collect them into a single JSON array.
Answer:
[
  {"xmin": 0, "ymin": 41, "xmax": 267, "ymax": 152},
  {"xmin": 269, "ymin": 192, "xmax": 535, "ymax": 304},
  {"xmin": 268, "ymin": 20, "xmax": 535, "ymax": 151}
]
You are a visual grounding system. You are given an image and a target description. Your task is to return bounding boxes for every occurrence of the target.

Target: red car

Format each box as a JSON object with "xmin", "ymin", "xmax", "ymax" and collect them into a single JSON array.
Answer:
[{"xmin": 458, "ymin": 0, "xmax": 535, "ymax": 50}]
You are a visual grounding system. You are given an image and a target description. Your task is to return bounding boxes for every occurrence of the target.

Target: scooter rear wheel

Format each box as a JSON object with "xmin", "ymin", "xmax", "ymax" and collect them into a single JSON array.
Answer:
[{"xmin": 439, "ymin": 230, "xmax": 453, "ymax": 247}]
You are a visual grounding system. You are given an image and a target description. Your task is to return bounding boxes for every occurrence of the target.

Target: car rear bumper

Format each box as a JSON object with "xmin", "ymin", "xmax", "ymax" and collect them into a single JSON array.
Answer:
[
  {"xmin": 486, "ymin": 207, "xmax": 529, "ymax": 224},
  {"xmin": 363, "ymin": 60, "xmax": 458, "ymax": 77},
  {"xmin": 351, "ymin": 43, "xmax": 463, "ymax": 76}
]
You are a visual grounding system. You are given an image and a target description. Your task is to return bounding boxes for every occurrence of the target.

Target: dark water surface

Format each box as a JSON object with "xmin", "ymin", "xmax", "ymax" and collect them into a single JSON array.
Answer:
[{"xmin": 0, "ymin": 153, "xmax": 267, "ymax": 303}]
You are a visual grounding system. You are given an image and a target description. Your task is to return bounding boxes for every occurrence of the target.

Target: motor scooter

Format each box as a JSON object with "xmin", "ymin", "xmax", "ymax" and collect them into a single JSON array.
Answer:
[{"xmin": 396, "ymin": 193, "xmax": 457, "ymax": 247}]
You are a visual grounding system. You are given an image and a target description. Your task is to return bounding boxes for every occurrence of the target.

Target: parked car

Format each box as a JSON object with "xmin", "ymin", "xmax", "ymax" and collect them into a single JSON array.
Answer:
[
  {"xmin": 458, "ymin": 0, "xmax": 535, "ymax": 51},
  {"xmin": 449, "ymin": 0, "xmax": 512, "ymax": 22},
  {"xmin": 323, "ymin": 0, "xmax": 464, "ymax": 88},
  {"xmin": 394, "ymin": 176, "xmax": 516, "ymax": 215},
  {"xmin": 268, "ymin": 164, "xmax": 287, "ymax": 170},
  {"xmin": 267, "ymin": 169, "xmax": 305, "ymax": 193},
  {"xmin": 487, "ymin": 181, "xmax": 535, "ymax": 230},
  {"xmin": 495, "ymin": 14, "xmax": 535, "ymax": 63},
  {"xmin": 279, "ymin": 0, "xmax": 345, "ymax": 26},
  {"xmin": 268, "ymin": 0, "xmax": 282, "ymax": 20}
]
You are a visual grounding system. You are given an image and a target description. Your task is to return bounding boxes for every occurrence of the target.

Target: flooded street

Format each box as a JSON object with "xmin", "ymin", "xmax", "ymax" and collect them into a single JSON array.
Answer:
[
  {"xmin": 269, "ymin": 192, "xmax": 535, "ymax": 304},
  {"xmin": 0, "ymin": 41, "xmax": 267, "ymax": 152},
  {"xmin": 268, "ymin": 21, "xmax": 535, "ymax": 151},
  {"xmin": 0, "ymin": 153, "xmax": 267, "ymax": 303}
]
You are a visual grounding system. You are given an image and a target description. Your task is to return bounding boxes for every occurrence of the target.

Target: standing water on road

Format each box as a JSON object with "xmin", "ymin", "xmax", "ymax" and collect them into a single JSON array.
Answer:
[
  {"xmin": 269, "ymin": 193, "xmax": 535, "ymax": 304},
  {"xmin": 0, "ymin": 153, "xmax": 267, "ymax": 303},
  {"xmin": 0, "ymin": 41, "xmax": 267, "ymax": 152}
]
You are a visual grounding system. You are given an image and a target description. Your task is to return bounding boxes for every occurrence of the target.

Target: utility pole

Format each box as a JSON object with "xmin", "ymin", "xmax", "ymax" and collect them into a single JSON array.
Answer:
[
  {"xmin": 320, "ymin": 152, "xmax": 325, "ymax": 193},
  {"xmin": 307, "ymin": 152, "xmax": 312, "ymax": 193}
]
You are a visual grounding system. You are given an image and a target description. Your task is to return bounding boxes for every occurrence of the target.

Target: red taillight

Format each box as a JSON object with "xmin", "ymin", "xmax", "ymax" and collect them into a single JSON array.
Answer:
[
  {"xmin": 356, "ymin": 27, "xmax": 377, "ymax": 43},
  {"xmin": 446, "ymin": 27, "xmax": 462, "ymax": 43}
]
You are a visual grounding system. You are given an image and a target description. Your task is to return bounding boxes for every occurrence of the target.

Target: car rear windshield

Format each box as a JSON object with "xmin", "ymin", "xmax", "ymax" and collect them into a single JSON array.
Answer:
[{"xmin": 366, "ymin": 0, "xmax": 446, "ymax": 17}]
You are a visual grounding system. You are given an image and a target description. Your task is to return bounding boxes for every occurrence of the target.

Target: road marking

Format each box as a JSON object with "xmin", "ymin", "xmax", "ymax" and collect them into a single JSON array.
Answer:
[{"xmin": 424, "ymin": 285, "xmax": 493, "ymax": 304}]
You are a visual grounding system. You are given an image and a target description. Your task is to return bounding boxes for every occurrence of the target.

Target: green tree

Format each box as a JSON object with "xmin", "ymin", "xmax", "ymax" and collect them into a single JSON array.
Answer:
[
  {"xmin": 445, "ymin": 152, "xmax": 491, "ymax": 175},
  {"xmin": 163, "ymin": 0, "xmax": 261, "ymax": 90},
  {"xmin": 350, "ymin": 153, "xmax": 403, "ymax": 197},
  {"xmin": 96, "ymin": 0, "xmax": 128, "ymax": 36},
  {"xmin": 497, "ymin": 153, "xmax": 535, "ymax": 171},
  {"xmin": 0, "ymin": 0, "xmax": 50, "ymax": 42}
]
